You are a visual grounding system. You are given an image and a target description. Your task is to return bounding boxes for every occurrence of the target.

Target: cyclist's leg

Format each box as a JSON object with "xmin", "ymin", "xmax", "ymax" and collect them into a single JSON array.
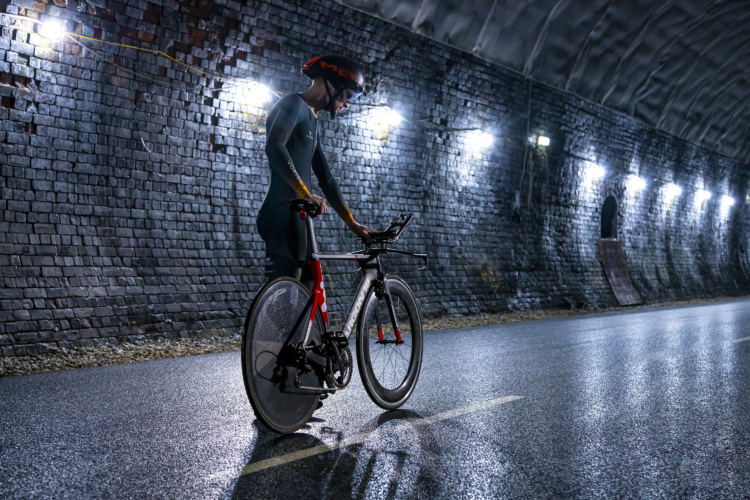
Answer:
[
  {"xmin": 264, "ymin": 253, "xmax": 303, "ymax": 282},
  {"xmin": 298, "ymin": 241, "xmax": 314, "ymax": 291},
  {"xmin": 260, "ymin": 208, "xmax": 308, "ymax": 284}
]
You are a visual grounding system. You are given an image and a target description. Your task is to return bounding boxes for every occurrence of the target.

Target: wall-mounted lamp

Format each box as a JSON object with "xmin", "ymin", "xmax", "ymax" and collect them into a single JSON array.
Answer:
[
  {"xmin": 721, "ymin": 195, "xmax": 735, "ymax": 208},
  {"xmin": 537, "ymin": 135, "xmax": 550, "ymax": 147},
  {"xmin": 236, "ymin": 82, "xmax": 272, "ymax": 107},
  {"xmin": 465, "ymin": 130, "xmax": 494, "ymax": 158},
  {"xmin": 465, "ymin": 130, "xmax": 494, "ymax": 157},
  {"xmin": 695, "ymin": 189, "xmax": 712, "ymax": 204},
  {"xmin": 370, "ymin": 107, "xmax": 403, "ymax": 128},
  {"xmin": 38, "ymin": 20, "xmax": 66, "ymax": 42},
  {"xmin": 585, "ymin": 163, "xmax": 606, "ymax": 181},
  {"xmin": 628, "ymin": 175, "xmax": 646, "ymax": 192},
  {"xmin": 664, "ymin": 183, "xmax": 682, "ymax": 202},
  {"xmin": 468, "ymin": 130, "xmax": 494, "ymax": 149}
]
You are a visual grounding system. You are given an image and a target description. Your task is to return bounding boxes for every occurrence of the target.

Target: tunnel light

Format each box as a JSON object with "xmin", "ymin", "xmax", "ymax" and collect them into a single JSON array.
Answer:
[
  {"xmin": 237, "ymin": 82, "xmax": 272, "ymax": 107},
  {"xmin": 585, "ymin": 163, "xmax": 606, "ymax": 180},
  {"xmin": 664, "ymin": 183, "xmax": 682, "ymax": 201},
  {"xmin": 721, "ymin": 195, "xmax": 735, "ymax": 208},
  {"xmin": 628, "ymin": 175, "xmax": 646, "ymax": 192},
  {"xmin": 466, "ymin": 130, "xmax": 494, "ymax": 152},
  {"xmin": 371, "ymin": 107, "xmax": 403, "ymax": 127},
  {"xmin": 696, "ymin": 189, "xmax": 712, "ymax": 204},
  {"xmin": 537, "ymin": 135, "xmax": 550, "ymax": 147},
  {"xmin": 39, "ymin": 20, "xmax": 66, "ymax": 42}
]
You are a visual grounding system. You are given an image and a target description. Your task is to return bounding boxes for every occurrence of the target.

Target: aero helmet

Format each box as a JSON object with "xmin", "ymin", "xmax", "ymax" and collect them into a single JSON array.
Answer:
[{"xmin": 302, "ymin": 54, "xmax": 365, "ymax": 115}]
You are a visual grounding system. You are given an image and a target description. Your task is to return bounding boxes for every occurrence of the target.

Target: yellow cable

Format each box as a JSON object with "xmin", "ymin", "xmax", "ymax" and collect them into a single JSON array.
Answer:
[
  {"xmin": 67, "ymin": 34, "xmax": 204, "ymax": 91},
  {"xmin": 69, "ymin": 33, "xmax": 232, "ymax": 83},
  {"xmin": 1, "ymin": 12, "xmax": 281, "ymax": 97}
]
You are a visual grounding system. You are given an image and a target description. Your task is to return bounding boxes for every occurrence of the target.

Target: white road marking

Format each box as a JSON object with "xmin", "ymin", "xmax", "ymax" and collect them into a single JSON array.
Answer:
[
  {"xmin": 729, "ymin": 336, "xmax": 750, "ymax": 344},
  {"xmin": 240, "ymin": 395, "xmax": 524, "ymax": 475}
]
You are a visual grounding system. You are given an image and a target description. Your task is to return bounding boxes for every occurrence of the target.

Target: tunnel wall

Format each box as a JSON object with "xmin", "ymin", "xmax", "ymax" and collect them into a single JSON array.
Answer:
[{"xmin": 1, "ymin": 0, "xmax": 748, "ymax": 356}]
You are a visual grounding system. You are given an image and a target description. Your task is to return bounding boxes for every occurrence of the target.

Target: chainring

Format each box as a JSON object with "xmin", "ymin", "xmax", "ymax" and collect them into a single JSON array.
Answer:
[{"xmin": 328, "ymin": 345, "xmax": 353, "ymax": 389}]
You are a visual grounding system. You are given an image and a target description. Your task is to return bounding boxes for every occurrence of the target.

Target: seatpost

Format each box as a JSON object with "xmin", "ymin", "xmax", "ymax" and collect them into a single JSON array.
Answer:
[{"xmin": 305, "ymin": 215, "xmax": 319, "ymax": 255}]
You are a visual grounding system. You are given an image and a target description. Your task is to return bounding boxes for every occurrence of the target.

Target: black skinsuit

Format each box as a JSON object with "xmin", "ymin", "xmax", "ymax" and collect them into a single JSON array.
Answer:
[{"xmin": 258, "ymin": 93, "xmax": 352, "ymax": 285}]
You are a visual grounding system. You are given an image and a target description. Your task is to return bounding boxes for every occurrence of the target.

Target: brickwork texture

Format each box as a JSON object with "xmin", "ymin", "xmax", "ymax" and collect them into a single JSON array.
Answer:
[{"xmin": 1, "ymin": 0, "xmax": 749, "ymax": 356}]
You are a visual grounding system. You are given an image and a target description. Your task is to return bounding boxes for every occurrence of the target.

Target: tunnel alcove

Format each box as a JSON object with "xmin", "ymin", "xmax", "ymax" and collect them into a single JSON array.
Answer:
[{"xmin": 601, "ymin": 196, "xmax": 618, "ymax": 239}]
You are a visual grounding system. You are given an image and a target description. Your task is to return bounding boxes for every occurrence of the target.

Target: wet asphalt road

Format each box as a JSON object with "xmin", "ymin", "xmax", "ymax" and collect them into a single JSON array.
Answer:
[{"xmin": 2, "ymin": 299, "xmax": 750, "ymax": 499}]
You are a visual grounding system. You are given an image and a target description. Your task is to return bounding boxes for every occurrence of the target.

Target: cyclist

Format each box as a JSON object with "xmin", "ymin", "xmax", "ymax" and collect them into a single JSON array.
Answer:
[{"xmin": 257, "ymin": 54, "xmax": 375, "ymax": 288}]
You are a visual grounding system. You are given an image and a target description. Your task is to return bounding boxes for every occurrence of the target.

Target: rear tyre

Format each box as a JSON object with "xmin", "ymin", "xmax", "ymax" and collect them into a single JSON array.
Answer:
[
  {"xmin": 241, "ymin": 277, "xmax": 323, "ymax": 434},
  {"xmin": 356, "ymin": 276, "xmax": 423, "ymax": 410}
]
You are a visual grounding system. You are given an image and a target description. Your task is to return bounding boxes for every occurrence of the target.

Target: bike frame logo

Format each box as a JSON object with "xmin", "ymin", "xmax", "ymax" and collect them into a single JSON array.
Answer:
[{"xmin": 342, "ymin": 274, "xmax": 375, "ymax": 337}]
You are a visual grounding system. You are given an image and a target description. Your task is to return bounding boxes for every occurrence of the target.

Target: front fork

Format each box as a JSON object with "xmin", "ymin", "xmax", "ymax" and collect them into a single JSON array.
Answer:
[{"xmin": 375, "ymin": 264, "xmax": 403, "ymax": 345}]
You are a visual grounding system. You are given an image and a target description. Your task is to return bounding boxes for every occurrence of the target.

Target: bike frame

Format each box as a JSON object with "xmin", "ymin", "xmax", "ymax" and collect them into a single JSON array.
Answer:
[{"xmin": 298, "ymin": 208, "xmax": 423, "ymax": 348}]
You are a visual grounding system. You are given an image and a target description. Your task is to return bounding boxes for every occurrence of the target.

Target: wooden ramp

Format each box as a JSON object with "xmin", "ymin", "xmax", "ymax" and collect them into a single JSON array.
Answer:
[{"xmin": 598, "ymin": 239, "xmax": 642, "ymax": 306}]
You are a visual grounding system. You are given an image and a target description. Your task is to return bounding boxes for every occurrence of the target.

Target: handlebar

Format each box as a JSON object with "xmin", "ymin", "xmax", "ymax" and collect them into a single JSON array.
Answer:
[
  {"xmin": 289, "ymin": 200, "xmax": 413, "ymax": 244},
  {"xmin": 366, "ymin": 213, "xmax": 414, "ymax": 244},
  {"xmin": 289, "ymin": 199, "xmax": 428, "ymax": 269}
]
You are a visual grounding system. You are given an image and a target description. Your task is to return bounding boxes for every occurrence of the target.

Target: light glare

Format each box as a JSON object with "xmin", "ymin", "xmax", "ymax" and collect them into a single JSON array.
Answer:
[
  {"xmin": 586, "ymin": 163, "xmax": 606, "ymax": 180},
  {"xmin": 238, "ymin": 82, "xmax": 271, "ymax": 106},
  {"xmin": 664, "ymin": 183, "xmax": 682, "ymax": 201},
  {"xmin": 469, "ymin": 130, "xmax": 493, "ymax": 149},
  {"xmin": 721, "ymin": 195, "xmax": 735, "ymax": 207},
  {"xmin": 537, "ymin": 136, "xmax": 550, "ymax": 147},
  {"xmin": 40, "ymin": 21, "xmax": 66, "ymax": 42},
  {"xmin": 371, "ymin": 107, "xmax": 403, "ymax": 127},
  {"xmin": 628, "ymin": 175, "xmax": 646, "ymax": 191},
  {"xmin": 696, "ymin": 189, "xmax": 712, "ymax": 203}
]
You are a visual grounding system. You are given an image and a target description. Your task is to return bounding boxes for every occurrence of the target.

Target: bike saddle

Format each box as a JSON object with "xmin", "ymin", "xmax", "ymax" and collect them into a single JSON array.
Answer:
[{"xmin": 289, "ymin": 199, "xmax": 321, "ymax": 218}]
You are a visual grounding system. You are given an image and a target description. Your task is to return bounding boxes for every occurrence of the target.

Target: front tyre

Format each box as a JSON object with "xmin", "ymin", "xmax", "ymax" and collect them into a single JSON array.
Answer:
[
  {"xmin": 241, "ymin": 277, "xmax": 323, "ymax": 434},
  {"xmin": 356, "ymin": 276, "xmax": 423, "ymax": 410}
]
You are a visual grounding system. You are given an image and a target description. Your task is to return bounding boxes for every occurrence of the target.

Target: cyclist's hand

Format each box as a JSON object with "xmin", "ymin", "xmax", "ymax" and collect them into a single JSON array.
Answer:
[
  {"xmin": 303, "ymin": 193, "xmax": 327, "ymax": 215},
  {"xmin": 350, "ymin": 221, "xmax": 376, "ymax": 242}
]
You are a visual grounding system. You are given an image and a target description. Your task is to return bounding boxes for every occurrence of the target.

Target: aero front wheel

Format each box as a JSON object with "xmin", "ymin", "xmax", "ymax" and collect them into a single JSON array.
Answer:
[
  {"xmin": 357, "ymin": 276, "xmax": 423, "ymax": 410},
  {"xmin": 241, "ymin": 277, "xmax": 324, "ymax": 434}
]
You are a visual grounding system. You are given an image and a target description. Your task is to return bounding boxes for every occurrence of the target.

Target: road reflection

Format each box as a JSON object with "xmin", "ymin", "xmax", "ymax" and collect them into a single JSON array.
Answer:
[{"xmin": 231, "ymin": 410, "xmax": 444, "ymax": 499}]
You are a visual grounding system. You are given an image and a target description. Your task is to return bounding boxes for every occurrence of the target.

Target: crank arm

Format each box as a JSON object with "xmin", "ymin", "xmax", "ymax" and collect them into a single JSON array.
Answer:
[{"xmin": 303, "ymin": 351, "xmax": 328, "ymax": 370}]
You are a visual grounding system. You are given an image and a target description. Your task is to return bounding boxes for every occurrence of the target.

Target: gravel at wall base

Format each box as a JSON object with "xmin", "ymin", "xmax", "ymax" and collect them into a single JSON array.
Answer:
[{"xmin": 0, "ymin": 296, "xmax": 745, "ymax": 378}]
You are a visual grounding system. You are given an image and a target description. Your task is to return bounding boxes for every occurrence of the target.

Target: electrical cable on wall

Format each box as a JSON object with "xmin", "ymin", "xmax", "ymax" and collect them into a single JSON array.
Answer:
[{"xmin": 0, "ymin": 12, "xmax": 282, "ymax": 97}]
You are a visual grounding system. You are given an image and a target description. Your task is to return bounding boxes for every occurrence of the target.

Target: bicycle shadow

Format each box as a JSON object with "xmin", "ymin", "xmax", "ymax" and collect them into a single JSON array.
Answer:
[{"xmin": 229, "ymin": 411, "xmax": 446, "ymax": 499}]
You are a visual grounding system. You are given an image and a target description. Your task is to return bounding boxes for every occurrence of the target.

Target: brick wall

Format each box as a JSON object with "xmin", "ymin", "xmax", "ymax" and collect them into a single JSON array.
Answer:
[{"xmin": 1, "ymin": 0, "xmax": 748, "ymax": 356}]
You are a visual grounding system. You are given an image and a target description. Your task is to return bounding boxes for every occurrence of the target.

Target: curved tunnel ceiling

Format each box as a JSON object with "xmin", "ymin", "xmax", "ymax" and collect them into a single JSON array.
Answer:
[{"xmin": 336, "ymin": 0, "xmax": 750, "ymax": 162}]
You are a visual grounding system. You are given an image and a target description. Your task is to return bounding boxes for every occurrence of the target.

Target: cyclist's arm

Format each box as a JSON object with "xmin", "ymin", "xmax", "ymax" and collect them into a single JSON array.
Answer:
[
  {"xmin": 313, "ymin": 142, "xmax": 375, "ymax": 241},
  {"xmin": 264, "ymin": 99, "xmax": 310, "ymax": 198},
  {"xmin": 312, "ymin": 140, "xmax": 356, "ymax": 226}
]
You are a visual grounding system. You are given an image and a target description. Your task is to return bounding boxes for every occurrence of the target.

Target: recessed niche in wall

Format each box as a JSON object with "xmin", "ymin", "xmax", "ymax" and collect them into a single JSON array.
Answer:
[{"xmin": 601, "ymin": 196, "xmax": 618, "ymax": 239}]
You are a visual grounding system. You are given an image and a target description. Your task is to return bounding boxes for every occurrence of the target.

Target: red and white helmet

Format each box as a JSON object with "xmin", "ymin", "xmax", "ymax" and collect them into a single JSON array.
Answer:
[{"xmin": 302, "ymin": 54, "xmax": 365, "ymax": 103}]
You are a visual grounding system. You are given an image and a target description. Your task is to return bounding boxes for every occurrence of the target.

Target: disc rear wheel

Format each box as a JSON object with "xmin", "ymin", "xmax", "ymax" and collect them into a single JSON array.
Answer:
[{"xmin": 241, "ymin": 277, "xmax": 324, "ymax": 434}]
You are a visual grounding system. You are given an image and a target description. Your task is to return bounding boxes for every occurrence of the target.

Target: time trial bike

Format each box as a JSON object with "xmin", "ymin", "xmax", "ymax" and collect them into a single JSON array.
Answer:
[{"xmin": 241, "ymin": 199, "xmax": 428, "ymax": 434}]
